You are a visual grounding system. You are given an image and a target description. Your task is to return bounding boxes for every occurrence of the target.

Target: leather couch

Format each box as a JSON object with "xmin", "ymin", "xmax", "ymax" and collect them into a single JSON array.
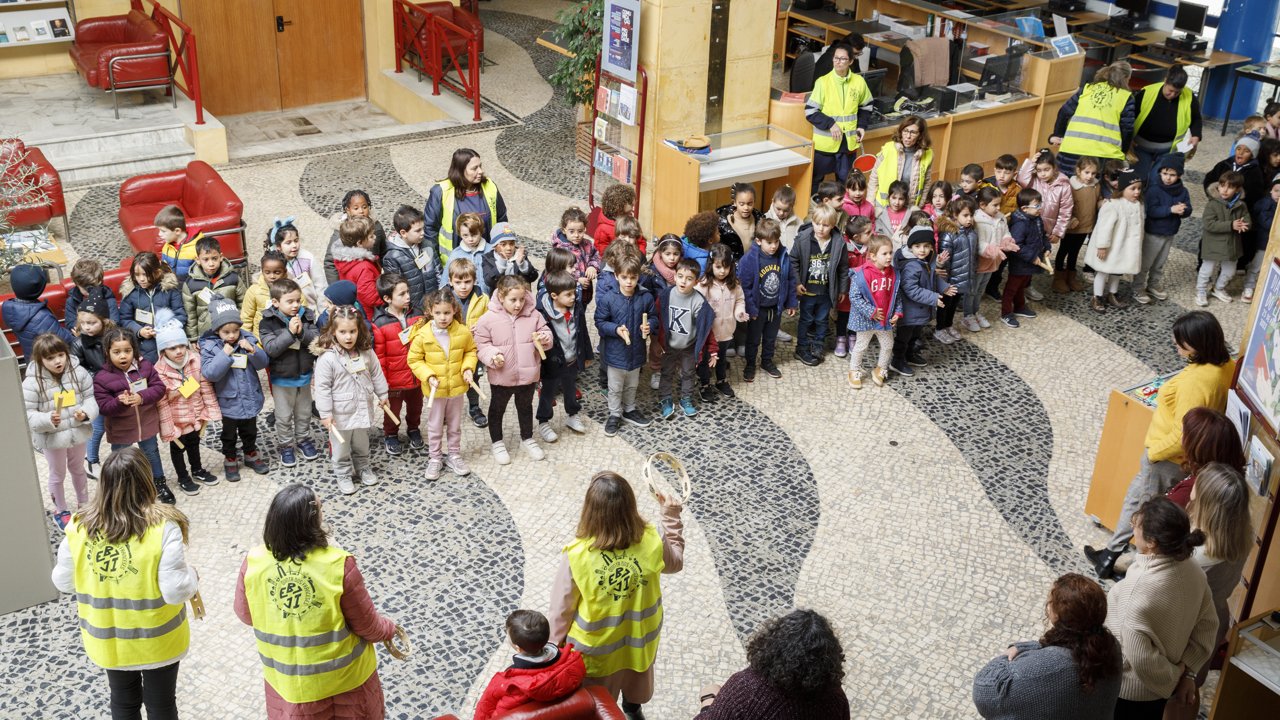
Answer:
[
  {"xmin": 0, "ymin": 138, "xmax": 66, "ymax": 232},
  {"xmin": 432, "ymin": 687, "xmax": 626, "ymax": 720},
  {"xmin": 69, "ymin": 10, "xmax": 171, "ymax": 116},
  {"xmin": 118, "ymin": 160, "xmax": 246, "ymax": 264},
  {"xmin": 1, "ymin": 258, "xmax": 131, "ymax": 362},
  {"xmin": 416, "ymin": 2, "xmax": 485, "ymax": 60}
]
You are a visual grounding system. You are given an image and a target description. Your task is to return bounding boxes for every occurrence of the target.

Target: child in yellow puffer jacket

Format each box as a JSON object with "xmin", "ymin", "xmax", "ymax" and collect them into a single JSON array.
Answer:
[{"xmin": 407, "ymin": 287, "xmax": 479, "ymax": 481}]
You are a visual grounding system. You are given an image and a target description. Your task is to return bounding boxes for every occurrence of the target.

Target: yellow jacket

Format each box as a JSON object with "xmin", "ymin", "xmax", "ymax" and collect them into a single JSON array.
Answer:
[
  {"xmin": 1145, "ymin": 360, "xmax": 1236, "ymax": 463},
  {"xmin": 240, "ymin": 275, "xmax": 271, "ymax": 338},
  {"xmin": 406, "ymin": 319, "xmax": 478, "ymax": 399},
  {"xmin": 459, "ymin": 291, "xmax": 488, "ymax": 330}
]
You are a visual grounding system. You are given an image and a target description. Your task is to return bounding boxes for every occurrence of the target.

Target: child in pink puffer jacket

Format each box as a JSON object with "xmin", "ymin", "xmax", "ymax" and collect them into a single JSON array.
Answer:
[
  {"xmin": 1017, "ymin": 148, "xmax": 1074, "ymax": 245},
  {"xmin": 473, "ymin": 276, "xmax": 552, "ymax": 466}
]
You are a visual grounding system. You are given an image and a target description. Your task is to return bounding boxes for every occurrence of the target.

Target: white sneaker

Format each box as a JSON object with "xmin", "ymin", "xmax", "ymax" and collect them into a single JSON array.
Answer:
[
  {"xmin": 947, "ymin": 327, "xmax": 963, "ymax": 341},
  {"xmin": 977, "ymin": 314, "xmax": 991, "ymax": 329},
  {"xmin": 1243, "ymin": 288, "xmax": 1255, "ymax": 304},
  {"xmin": 491, "ymin": 441, "xmax": 511, "ymax": 465},
  {"xmin": 963, "ymin": 316, "xmax": 981, "ymax": 332},
  {"xmin": 565, "ymin": 415, "xmax": 587, "ymax": 433},
  {"xmin": 1026, "ymin": 287, "xmax": 1044, "ymax": 301},
  {"xmin": 649, "ymin": 372, "xmax": 661, "ymax": 390},
  {"xmin": 337, "ymin": 475, "xmax": 356, "ymax": 495},
  {"xmin": 725, "ymin": 347, "xmax": 737, "ymax": 358},
  {"xmin": 1133, "ymin": 291, "xmax": 1151, "ymax": 305},
  {"xmin": 537, "ymin": 422, "xmax": 559, "ymax": 443},
  {"xmin": 1195, "ymin": 292, "xmax": 1209, "ymax": 307},
  {"xmin": 424, "ymin": 458, "xmax": 443, "ymax": 481},
  {"xmin": 736, "ymin": 345, "xmax": 746, "ymax": 357},
  {"xmin": 359, "ymin": 469, "xmax": 379, "ymax": 486},
  {"xmin": 445, "ymin": 454, "xmax": 471, "ymax": 476},
  {"xmin": 1148, "ymin": 286, "xmax": 1168, "ymax": 301},
  {"xmin": 933, "ymin": 329, "xmax": 955, "ymax": 345},
  {"xmin": 522, "ymin": 438, "xmax": 545, "ymax": 461},
  {"xmin": 776, "ymin": 330, "xmax": 794, "ymax": 342},
  {"xmin": 1212, "ymin": 288, "xmax": 1233, "ymax": 304}
]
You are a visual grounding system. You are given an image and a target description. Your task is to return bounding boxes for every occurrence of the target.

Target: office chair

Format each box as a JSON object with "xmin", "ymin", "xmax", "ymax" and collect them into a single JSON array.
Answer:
[{"xmin": 790, "ymin": 51, "xmax": 819, "ymax": 94}]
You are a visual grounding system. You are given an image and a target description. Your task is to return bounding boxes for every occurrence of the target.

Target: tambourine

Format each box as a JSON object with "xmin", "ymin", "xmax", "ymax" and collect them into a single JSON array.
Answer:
[
  {"xmin": 384, "ymin": 625, "xmax": 413, "ymax": 660},
  {"xmin": 643, "ymin": 452, "xmax": 691, "ymax": 504}
]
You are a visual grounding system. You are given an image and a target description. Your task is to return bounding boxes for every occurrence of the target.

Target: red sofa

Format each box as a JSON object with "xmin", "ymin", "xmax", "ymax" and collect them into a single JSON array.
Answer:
[
  {"xmin": 0, "ymin": 139, "xmax": 66, "ymax": 232},
  {"xmin": 417, "ymin": 2, "xmax": 485, "ymax": 61},
  {"xmin": 69, "ymin": 10, "xmax": 172, "ymax": 117},
  {"xmin": 432, "ymin": 686, "xmax": 625, "ymax": 720},
  {"xmin": 1, "ymin": 259, "xmax": 131, "ymax": 362},
  {"xmin": 118, "ymin": 160, "xmax": 246, "ymax": 264}
]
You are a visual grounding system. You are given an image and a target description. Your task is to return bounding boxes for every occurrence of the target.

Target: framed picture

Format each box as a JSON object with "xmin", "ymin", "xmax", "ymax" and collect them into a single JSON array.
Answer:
[
  {"xmin": 1234, "ymin": 258, "xmax": 1280, "ymax": 438},
  {"xmin": 601, "ymin": 0, "xmax": 640, "ymax": 83},
  {"xmin": 1247, "ymin": 434, "xmax": 1275, "ymax": 497}
]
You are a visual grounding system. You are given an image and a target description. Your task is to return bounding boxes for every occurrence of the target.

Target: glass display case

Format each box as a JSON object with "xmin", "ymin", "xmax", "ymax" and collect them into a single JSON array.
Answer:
[{"xmin": 667, "ymin": 125, "xmax": 813, "ymax": 192}]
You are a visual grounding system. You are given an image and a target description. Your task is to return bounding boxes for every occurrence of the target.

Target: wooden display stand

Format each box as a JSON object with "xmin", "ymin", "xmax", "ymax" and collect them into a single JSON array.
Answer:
[
  {"xmin": 1085, "ymin": 389, "xmax": 1154, "ymax": 532},
  {"xmin": 1210, "ymin": 610, "xmax": 1280, "ymax": 719}
]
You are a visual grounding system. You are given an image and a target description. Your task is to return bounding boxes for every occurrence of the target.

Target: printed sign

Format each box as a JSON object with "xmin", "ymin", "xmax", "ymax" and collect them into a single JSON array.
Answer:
[
  {"xmin": 1236, "ymin": 260, "xmax": 1280, "ymax": 436},
  {"xmin": 601, "ymin": 0, "xmax": 641, "ymax": 83}
]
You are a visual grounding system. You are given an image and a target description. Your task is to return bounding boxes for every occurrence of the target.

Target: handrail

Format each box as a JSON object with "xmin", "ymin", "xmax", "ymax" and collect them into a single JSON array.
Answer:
[
  {"xmin": 392, "ymin": 0, "xmax": 481, "ymax": 122},
  {"xmin": 130, "ymin": 0, "xmax": 204, "ymax": 125}
]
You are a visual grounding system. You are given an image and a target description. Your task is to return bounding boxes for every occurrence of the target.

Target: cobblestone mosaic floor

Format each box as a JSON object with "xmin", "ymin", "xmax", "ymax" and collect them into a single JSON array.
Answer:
[{"xmin": 0, "ymin": 1, "xmax": 1254, "ymax": 717}]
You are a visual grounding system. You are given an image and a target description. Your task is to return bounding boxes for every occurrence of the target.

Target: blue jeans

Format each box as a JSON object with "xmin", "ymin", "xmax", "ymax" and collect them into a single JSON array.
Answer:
[
  {"xmin": 88, "ymin": 415, "xmax": 105, "ymax": 463},
  {"xmin": 1132, "ymin": 145, "xmax": 1166, "ymax": 181},
  {"xmin": 111, "ymin": 436, "xmax": 164, "ymax": 480},
  {"xmin": 797, "ymin": 294, "xmax": 833, "ymax": 355}
]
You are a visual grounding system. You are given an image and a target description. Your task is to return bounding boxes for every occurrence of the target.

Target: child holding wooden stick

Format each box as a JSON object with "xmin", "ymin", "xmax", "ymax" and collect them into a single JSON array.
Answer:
[
  {"xmin": 473, "ymin": 276, "xmax": 552, "ymax": 465},
  {"xmin": 408, "ymin": 288, "xmax": 478, "ymax": 480},
  {"xmin": 312, "ymin": 306, "xmax": 390, "ymax": 495}
]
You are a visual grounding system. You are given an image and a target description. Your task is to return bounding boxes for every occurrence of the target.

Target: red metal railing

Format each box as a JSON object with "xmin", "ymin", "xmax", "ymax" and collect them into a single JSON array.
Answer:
[
  {"xmin": 392, "ymin": 0, "xmax": 481, "ymax": 122},
  {"xmin": 130, "ymin": 0, "xmax": 204, "ymax": 124}
]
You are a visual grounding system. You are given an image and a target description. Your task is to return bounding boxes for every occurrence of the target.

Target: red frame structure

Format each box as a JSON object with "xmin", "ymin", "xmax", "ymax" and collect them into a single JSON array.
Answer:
[
  {"xmin": 392, "ymin": 0, "xmax": 482, "ymax": 122},
  {"xmin": 129, "ymin": 0, "xmax": 204, "ymax": 125},
  {"xmin": 587, "ymin": 56, "xmax": 647, "ymax": 211}
]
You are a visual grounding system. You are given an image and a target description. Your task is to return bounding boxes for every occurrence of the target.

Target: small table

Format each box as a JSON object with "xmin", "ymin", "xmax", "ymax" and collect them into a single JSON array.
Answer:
[{"xmin": 1221, "ymin": 62, "xmax": 1280, "ymax": 135}]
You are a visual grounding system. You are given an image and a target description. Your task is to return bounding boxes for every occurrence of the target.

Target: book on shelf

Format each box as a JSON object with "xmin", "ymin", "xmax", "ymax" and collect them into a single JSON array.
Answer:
[
  {"xmin": 13, "ymin": 25, "xmax": 30, "ymax": 42},
  {"xmin": 31, "ymin": 20, "xmax": 49, "ymax": 38},
  {"xmin": 51, "ymin": 18, "xmax": 70, "ymax": 38},
  {"xmin": 594, "ymin": 117, "xmax": 608, "ymax": 142},
  {"xmin": 593, "ymin": 148, "xmax": 613, "ymax": 175},
  {"xmin": 611, "ymin": 155, "xmax": 631, "ymax": 183},
  {"xmin": 595, "ymin": 85, "xmax": 610, "ymax": 114},
  {"xmin": 0, "ymin": 23, "xmax": 7, "ymax": 44}
]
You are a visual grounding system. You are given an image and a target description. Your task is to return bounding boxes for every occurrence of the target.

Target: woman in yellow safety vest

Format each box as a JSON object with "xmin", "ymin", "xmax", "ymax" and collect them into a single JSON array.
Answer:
[
  {"xmin": 1049, "ymin": 61, "xmax": 1137, "ymax": 178},
  {"xmin": 422, "ymin": 148, "xmax": 509, "ymax": 266},
  {"xmin": 867, "ymin": 115, "xmax": 934, "ymax": 208},
  {"xmin": 235, "ymin": 483, "xmax": 400, "ymax": 719},
  {"xmin": 550, "ymin": 471, "xmax": 684, "ymax": 720},
  {"xmin": 1131, "ymin": 65, "xmax": 1203, "ymax": 178},
  {"xmin": 52, "ymin": 447, "xmax": 198, "ymax": 720}
]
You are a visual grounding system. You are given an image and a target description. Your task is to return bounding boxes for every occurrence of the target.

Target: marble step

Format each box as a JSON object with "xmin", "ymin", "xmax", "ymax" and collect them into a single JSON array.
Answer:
[
  {"xmin": 55, "ymin": 141, "xmax": 196, "ymax": 184},
  {"xmin": 30, "ymin": 123, "xmax": 188, "ymax": 158}
]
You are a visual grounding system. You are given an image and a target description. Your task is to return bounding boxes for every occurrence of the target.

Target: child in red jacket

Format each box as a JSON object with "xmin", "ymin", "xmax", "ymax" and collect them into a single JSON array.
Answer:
[
  {"xmin": 372, "ymin": 273, "xmax": 423, "ymax": 456},
  {"xmin": 474, "ymin": 610, "xmax": 585, "ymax": 720},
  {"xmin": 331, "ymin": 215, "xmax": 383, "ymax": 321}
]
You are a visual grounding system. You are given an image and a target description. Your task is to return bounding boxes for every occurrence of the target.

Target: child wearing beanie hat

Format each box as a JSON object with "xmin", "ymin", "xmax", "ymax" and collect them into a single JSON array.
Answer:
[
  {"xmin": 317, "ymin": 279, "xmax": 369, "ymax": 329},
  {"xmin": 154, "ymin": 320, "xmax": 221, "ymax": 494},
  {"xmin": 70, "ymin": 293, "xmax": 115, "ymax": 478},
  {"xmin": 890, "ymin": 227, "xmax": 954, "ymax": 374},
  {"xmin": 198, "ymin": 299, "xmax": 269, "ymax": 481},
  {"xmin": 2, "ymin": 264, "xmax": 75, "ymax": 358}
]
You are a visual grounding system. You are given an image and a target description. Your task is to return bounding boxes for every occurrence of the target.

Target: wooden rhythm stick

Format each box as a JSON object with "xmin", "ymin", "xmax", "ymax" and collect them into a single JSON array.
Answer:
[
  {"xmin": 641, "ymin": 313, "xmax": 648, "ymax": 341},
  {"xmin": 329, "ymin": 425, "xmax": 345, "ymax": 445},
  {"xmin": 1034, "ymin": 253, "xmax": 1055, "ymax": 275},
  {"xmin": 533, "ymin": 332, "xmax": 547, "ymax": 360},
  {"xmin": 382, "ymin": 403, "xmax": 401, "ymax": 426},
  {"xmin": 468, "ymin": 379, "xmax": 488, "ymax": 403},
  {"xmin": 425, "ymin": 383, "xmax": 438, "ymax": 410},
  {"xmin": 384, "ymin": 625, "xmax": 413, "ymax": 660},
  {"xmin": 189, "ymin": 590, "xmax": 206, "ymax": 620}
]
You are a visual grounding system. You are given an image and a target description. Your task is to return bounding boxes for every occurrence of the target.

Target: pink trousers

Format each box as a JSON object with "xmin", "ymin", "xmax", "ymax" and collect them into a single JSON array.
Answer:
[
  {"xmin": 45, "ymin": 443, "xmax": 89, "ymax": 513},
  {"xmin": 427, "ymin": 395, "xmax": 464, "ymax": 460}
]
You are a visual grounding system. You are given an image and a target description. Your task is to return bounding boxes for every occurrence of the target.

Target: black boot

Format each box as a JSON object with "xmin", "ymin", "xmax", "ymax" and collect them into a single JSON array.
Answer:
[
  {"xmin": 621, "ymin": 701, "xmax": 645, "ymax": 720},
  {"xmin": 1084, "ymin": 545, "xmax": 1121, "ymax": 580}
]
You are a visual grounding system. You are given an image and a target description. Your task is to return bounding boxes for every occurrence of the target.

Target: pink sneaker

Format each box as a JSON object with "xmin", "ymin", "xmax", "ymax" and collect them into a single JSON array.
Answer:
[{"xmin": 834, "ymin": 337, "xmax": 848, "ymax": 358}]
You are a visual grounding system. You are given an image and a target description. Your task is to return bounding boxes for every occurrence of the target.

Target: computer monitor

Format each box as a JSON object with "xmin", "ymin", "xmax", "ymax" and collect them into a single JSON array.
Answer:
[
  {"xmin": 979, "ymin": 49, "xmax": 1026, "ymax": 95},
  {"xmin": 860, "ymin": 68, "xmax": 888, "ymax": 99},
  {"xmin": 1111, "ymin": 0, "xmax": 1150, "ymax": 30},
  {"xmin": 1174, "ymin": 2, "xmax": 1208, "ymax": 38}
]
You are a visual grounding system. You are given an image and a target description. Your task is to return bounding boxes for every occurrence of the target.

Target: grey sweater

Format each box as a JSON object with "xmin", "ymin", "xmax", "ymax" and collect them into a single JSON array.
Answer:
[{"xmin": 973, "ymin": 641, "xmax": 1120, "ymax": 720}]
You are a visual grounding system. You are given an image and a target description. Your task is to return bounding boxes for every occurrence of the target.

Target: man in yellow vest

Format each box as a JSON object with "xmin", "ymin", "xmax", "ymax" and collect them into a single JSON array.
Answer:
[
  {"xmin": 1049, "ymin": 62, "xmax": 1137, "ymax": 177},
  {"xmin": 805, "ymin": 42, "xmax": 873, "ymax": 192},
  {"xmin": 1132, "ymin": 65, "xmax": 1202, "ymax": 179}
]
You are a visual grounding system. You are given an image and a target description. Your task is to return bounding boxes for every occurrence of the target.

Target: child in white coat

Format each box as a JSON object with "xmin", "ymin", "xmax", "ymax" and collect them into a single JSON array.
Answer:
[
  {"xmin": 24, "ymin": 333, "xmax": 98, "ymax": 529},
  {"xmin": 1084, "ymin": 169, "xmax": 1146, "ymax": 313},
  {"xmin": 313, "ymin": 306, "xmax": 390, "ymax": 495}
]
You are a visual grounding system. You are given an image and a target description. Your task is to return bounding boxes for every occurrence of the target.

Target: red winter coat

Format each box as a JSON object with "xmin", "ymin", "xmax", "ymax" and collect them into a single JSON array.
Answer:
[
  {"xmin": 332, "ymin": 244, "xmax": 384, "ymax": 321},
  {"xmin": 371, "ymin": 307, "xmax": 420, "ymax": 391},
  {"xmin": 587, "ymin": 206, "xmax": 647, "ymax": 256},
  {"xmin": 473, "ymin": 646, "xmax": 586, "ymax": 720}
]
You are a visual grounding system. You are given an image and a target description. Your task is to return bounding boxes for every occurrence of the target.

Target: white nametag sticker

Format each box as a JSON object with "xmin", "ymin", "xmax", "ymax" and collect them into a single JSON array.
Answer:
[
  {"xmin": 135, "ymin": 309, "xmax": 154, "ymax": 325},
  {"xmin": 347, "ymin": 354, "xmax": 367, "ymax": 373},
  {"xmin": 231, "ymin": 354, "xmax": 248, "ymax": 369}
]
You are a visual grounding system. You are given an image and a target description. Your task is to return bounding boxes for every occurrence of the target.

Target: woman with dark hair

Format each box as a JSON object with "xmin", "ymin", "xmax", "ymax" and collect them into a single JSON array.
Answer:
[
  {"xmin": 868, "ymin": 115, "xmax": 934, "ymax": 208},
  {"xmin": 695, "ymin": 609, "xmax": 849, "ymax": 718},
  {"xmin": 235, "ymin": 483, "xmax": 400, "ymax": 719},
  {"xmin": 51, "ymin": 447, "xmax": 198, "ymax": 720},
  {"xmin": 549, "ymin": 471, "xmax": 684, "ymax": 720},
  {"xmin": 1085, "ymin": 311, "xmax": 1235, "ymax": 578},
  {"xmin": 1164, "ymin": 408, "xmax": 1246, "ymax": 508},
  {"xmin": 421, "ymin": 148, "xmax": 509, "ymax": 265},
  {"xmin": 1106, "ymin": 497, "xmax": 1217, "ymax": 719},
  {"xmin": 973, "ymin": 574, "xmax": 1121, "ymax": 719}
]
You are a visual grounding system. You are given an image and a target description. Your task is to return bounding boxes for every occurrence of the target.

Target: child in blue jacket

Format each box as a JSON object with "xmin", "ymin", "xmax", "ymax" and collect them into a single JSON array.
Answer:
[
  {"xmin": 198, "ymin": 298, "xmax": 270, "ymax": 481},
  {"xmin": 737, "ymin": 220, "xmax": 797, "ymax": 382},
  {"xmin": 1135, "ymin": 153, "xmax": 1192, "ymax": 304},
  {"xmin": 847, "ymin": 235, "xmax": 902, "ymax": 388},
  {"xmin": 2, "ymin": 263, "xmax": 74, "ymax": 359},
  {"xmin": 892, "ymin": 227, "xmax": 955, "ymax": 376},
  {"xmin": 119, "ymin": 251, "xmax": 187, "ymax": 363},
  {"xmin": 594, "ymin": 254, "xmax": 657, "ymax": 437}
]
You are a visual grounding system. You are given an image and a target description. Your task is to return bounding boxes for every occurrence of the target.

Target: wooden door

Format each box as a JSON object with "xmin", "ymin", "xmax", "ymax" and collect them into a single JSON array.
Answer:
[
  {"xmin": 182, "ymin": 0, "xmax": 282, "ymax": 115},
  {"xmin": 273, "ymin": 0, "xmax": 366, "ymax": 109}
]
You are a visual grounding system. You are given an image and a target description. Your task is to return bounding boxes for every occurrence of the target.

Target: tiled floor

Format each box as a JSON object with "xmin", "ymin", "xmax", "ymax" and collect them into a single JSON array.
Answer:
[
  {"xmin": 0, "ymin": 72, "xmax": 186, "ymax": 141},
  {"xmin": 221, "ymin": 100, "xmax": 463, "ymax": 161},
  {"xmin": 0, "ymin": 1, "xmax": 1256, "ymax": 717}
]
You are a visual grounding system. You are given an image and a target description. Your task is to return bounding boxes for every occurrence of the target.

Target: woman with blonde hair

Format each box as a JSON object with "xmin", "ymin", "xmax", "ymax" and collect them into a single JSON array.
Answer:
[
  {"xmin": 51, "ymin": 447, "xmax": 198, "ymax": 720},
  {"xmin": 1186, "ymin": 463, "xmax": 1253, "ymax": 683},
  {"xmin": 550, "ymin": 471, "xmax": 684, "ymax": 720},
  {"xmin": 1051, "ymin": 61, "xmax": 1137, "ymax": 177}
]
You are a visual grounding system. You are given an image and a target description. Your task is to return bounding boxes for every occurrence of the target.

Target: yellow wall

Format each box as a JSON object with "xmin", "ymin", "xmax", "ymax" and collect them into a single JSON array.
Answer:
[{"xmin": 363, "ymin": 0, "xmax": 449, "ymax": 124}]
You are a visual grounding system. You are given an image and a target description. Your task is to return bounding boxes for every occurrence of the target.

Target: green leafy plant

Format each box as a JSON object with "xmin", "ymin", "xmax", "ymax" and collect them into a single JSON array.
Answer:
[{"xmin": 548, "ymin": 0, "xmax": 603, "ymax": 108}]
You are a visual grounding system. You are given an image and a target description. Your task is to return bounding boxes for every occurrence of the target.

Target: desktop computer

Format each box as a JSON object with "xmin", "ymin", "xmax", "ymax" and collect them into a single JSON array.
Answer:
[
  {"xmin": 1109, "ymin": 0, "xmax": 1150, "ymax": 32},
  {"xmin": 1167, "ymin": 2, "xmax": 1209, "ymax": 52},
  {"xmin": 1047, "ymin": 0, "xmax": 1087, "ymax": 13}
]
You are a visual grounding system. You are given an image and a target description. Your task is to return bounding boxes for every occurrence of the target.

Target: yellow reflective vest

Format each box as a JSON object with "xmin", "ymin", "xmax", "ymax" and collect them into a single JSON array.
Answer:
[
  {"xmin": 1134, "ymin": 83, "xmax": 1193, "ymax": 151},
  {"xmin": 808, "ymin": 70, "xmax": 872, "ymax": 154},
  {"xmin": 244, "ymin": 544, "xmax": 377, "ymax": 704},
  {"xmin": 1060, "ymin": 82, "xmax": 1132, "ymax": 159},
  {"xmin": 874, "ymin": 141, "xmax": 934, "ymax": 207},
  {"xmin": 66, "ymin": 518, "xmax": 190, "ymax": 670},
  {"xmin": 436, "ymin": 178, "xmax": 499, "ymax": 260},
  {"xmin": 565, "ymin": 526, "xmax": 665, "ymax": 676}
]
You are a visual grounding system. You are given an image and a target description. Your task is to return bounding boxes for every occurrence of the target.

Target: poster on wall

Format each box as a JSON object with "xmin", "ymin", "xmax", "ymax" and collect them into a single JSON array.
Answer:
[
  {"xmin": 1235, "ymin": 259, "xmax": 1280, "ymax": 436},
  {"xmin": 602, "ymin": 0, "xmax": 640, "ymax": 83}
]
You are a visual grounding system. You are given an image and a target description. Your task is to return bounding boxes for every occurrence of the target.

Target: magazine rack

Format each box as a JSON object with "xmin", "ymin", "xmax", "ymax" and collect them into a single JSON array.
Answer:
[{"xmin": 587, "ymin": 55, "xmax": 647, "ymax": 211}]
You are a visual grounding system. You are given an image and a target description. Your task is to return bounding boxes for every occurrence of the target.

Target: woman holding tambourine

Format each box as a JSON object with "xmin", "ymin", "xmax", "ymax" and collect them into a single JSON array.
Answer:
[
  {"xmin": 235, "ymin": 483, "xmax": 402, "ymax": 719},
  {"xmin": 550, "ymin": 470, "xmax": 685, "ymax": 720}
]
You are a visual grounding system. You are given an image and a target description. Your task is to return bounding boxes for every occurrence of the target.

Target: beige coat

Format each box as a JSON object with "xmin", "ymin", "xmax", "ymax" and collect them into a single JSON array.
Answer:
[
  {"xmin": 697, "ymin": 279, "xmax": 746, "ymax": 342},
  {"xmin": 311, "ymin": 343, "xmax": 389, "ymax": 431},
  {"xmin": 1084, "ymin": 196, "xmax": 1144, "ymax": 275}
]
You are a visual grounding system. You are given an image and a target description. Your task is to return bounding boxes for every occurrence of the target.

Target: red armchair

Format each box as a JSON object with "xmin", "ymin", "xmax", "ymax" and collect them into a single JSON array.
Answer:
[
  {"xmin": 0, "ymin": 139, "xmax": 66, "ymax": 234},
  {"xmin": 69, "ymin": 9, "xmax": 172, "ymax": 118},
  {"xmin": 432, "ymin": 687, "xmax": 625, "ymax": 720},
  {"xmin": 118, "ymin": 160, "xmax": 246, "ymax": 264},
  {"xmin": 417, "ymin": 2, "xmax": 485, "ymax": 63}
]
